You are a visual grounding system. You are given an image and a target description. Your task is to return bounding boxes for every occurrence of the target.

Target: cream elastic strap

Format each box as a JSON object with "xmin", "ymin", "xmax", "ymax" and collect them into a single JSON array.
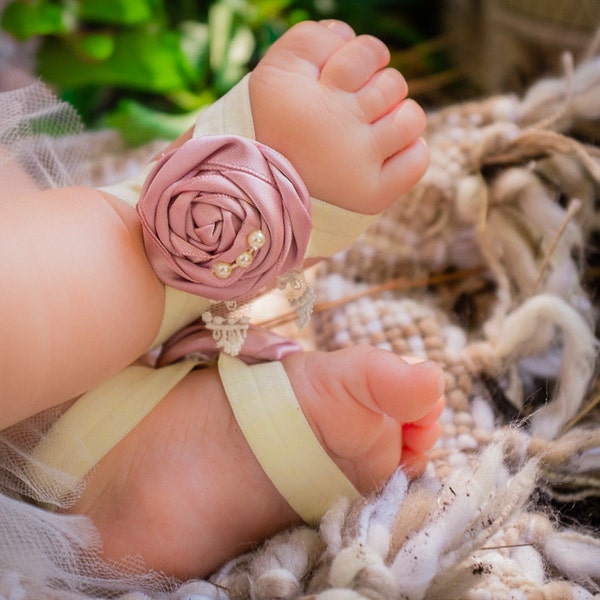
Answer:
[
  {"xmin": 218, "ymin": 353, "xmax": 361, "ymax": 524},
  {"xmin": 31, "ymin": 359, "xmax": 197, "ymax": 502}
]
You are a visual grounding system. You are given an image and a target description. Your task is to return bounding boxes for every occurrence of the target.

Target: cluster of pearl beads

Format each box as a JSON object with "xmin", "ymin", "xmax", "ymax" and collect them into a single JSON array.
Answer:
[{"xmin": 212, "ymin": 229, "xmax": 267, "ymax": 279}]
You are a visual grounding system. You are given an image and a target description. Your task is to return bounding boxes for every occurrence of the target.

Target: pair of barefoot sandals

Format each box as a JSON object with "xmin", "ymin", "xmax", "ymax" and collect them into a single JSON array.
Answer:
[{"xmin": 33, "ymin": 75, "xmax": 381, "ymax": 524}]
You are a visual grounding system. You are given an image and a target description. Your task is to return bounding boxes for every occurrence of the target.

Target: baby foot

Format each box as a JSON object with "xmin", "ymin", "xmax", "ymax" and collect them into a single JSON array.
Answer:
[
  {"xmin": 66, "ymin": 346, "xmax": 443, "ymax": 580},
  {"xmin": 284, "ymin": 347, "xmax": 444, "ymax": 484},
  {"xmin": 249, "ymin": 20, "xmax": 429, "ymax": 214},
  {"xmin": 155, "ymin": 20, "xmax": 427, "ymax": 215}
]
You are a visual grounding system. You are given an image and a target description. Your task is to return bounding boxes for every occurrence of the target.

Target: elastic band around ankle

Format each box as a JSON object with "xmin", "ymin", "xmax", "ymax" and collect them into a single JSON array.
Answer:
[
  {"xmin": 31, "ymin": 359, "xmax": 197, "ymax": 503},
  {"xmin": 218, "ymin": 353, "xmax": 361, "ymax": 524}
]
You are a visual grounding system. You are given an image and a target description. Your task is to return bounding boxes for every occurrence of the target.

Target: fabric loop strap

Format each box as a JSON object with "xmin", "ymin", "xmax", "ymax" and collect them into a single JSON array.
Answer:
[
  {"xmin": 218, "ymin": 353, "xmax": 361, "ymax": 524},
  {"xmin": 31, "ymin": 360, "xmax": 197, "ymax": 503}
]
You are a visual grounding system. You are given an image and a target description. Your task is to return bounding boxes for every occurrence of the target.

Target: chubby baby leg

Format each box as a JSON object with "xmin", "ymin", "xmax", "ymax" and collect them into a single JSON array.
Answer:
[
  {"xmin": 0, "ymin": 185, "xmax": 165, "ymax": 428},
  {"xmin": 67, "ymin": 346, "xmax": 444, "ymax": 580}
]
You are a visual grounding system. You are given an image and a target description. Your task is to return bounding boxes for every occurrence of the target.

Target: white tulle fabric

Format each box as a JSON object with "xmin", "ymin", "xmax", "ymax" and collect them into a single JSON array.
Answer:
[{"xmin": 0, "ymin": 83, "xmax": 177, "ymax": 596}]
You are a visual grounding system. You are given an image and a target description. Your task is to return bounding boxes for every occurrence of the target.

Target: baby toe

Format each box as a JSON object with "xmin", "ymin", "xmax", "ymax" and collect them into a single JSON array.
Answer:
[
  {"xmin": 400, "ymin": 448, "xmax": 429, "ymax": 478},
  {"xmin": 373, "ymin": 98, "xmax": 427, "ymax": 159},
  {"xmin": 378, "ymin": 137, "xmax": 430, "ymax": 204},
  {"xmin": 318, "ymin": 19, "xmax": 356, "ymax": 40},
  {"xmin": 402, "ymin": 421, "xmax": 441, "ymax": 454},
  {"xmin": 260, "ymin": 20, "xmax": 353, "ymax": 78},
  {"xmin": 357, "ymin": 68, "xmax": 408, "ymax": 123},
  {"xmin": 320, "ymin": 34, "xmax": 390, "ymax": 92},
  {"xmin": 411, "ymin": 396, "xmax": 446, "ymax": 428}
]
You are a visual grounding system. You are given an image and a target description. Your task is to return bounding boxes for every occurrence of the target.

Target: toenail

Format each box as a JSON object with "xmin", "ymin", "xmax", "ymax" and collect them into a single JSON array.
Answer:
[
  {"xmin": 394, "ymin": 100, "xmax": 412, "ymax": 124},
  {"xmin": 321, "ymin": 19, "xmax": 355, "ymax": 40},
  {"xmin": 394, "ymin": 99, "xmax": 426, "ymax": 132}
]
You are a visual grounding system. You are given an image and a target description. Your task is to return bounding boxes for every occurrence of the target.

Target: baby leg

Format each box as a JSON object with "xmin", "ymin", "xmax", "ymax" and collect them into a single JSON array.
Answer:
[
  {"xmin": 0, "ymin": 186, "xmax": 165, "ymax": 428},
  {"xmin": 66, "ymin": 346, "xmax": 444, "ymax": 580},
  {"xmin": 1, "ymin": 20, "xmax": 426, "ymax": 426}
]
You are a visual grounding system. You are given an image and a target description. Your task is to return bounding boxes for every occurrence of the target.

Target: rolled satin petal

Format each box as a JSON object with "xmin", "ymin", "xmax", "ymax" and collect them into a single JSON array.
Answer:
[
  {"xmin": 157, "ymin": 322, "xmax": 302, "ymax": 366},
  {"xmin": 137, "ymin": 135, "xmax": 312, "ymax": 300}
]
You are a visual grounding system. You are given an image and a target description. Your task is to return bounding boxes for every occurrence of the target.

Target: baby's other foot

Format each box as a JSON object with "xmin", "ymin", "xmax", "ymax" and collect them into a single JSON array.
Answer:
[
  {"xmin": 67, "ymin": 346, "xmax": 443, "ymax": 580},
  {"xmin": 282, "ymin": 346, "xmax": 444, "ymax": 486},
  {"xmin": 250, "ymin": 20, "xmax": 429, "ymax": 214}
]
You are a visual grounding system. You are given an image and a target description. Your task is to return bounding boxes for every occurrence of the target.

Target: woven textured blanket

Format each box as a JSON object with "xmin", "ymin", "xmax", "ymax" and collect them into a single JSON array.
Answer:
[{"xmin": 2, "ymin": 43, "xmax": 600, "ymax": 600}]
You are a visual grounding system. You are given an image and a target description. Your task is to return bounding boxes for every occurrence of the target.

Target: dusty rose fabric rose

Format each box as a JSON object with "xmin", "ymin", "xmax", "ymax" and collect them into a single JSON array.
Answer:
[{"xmin": 137, "ymin": 135, "xmax": 312, "ymax": 300}]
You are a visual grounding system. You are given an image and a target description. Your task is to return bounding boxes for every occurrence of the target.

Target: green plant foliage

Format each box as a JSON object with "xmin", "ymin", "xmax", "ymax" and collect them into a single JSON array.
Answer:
[
  {"xmin": 104, "ymin": 98, "xmax": 207, "ymax": 146},
  {"xmin": 208, "ymin": 1, "xmax": 255, "ymax": 95},
  {"xmin": 1, "ymin": 0, "xmax": 75, "ymax": 39},
  {"xmin": 78, "ymin": 0, "xmax": 157, "ymax": 25},
  {"xmin": 37, "ymin": 29, "xmax": 192, "ymax": 92},
  {"xmin": 1, "ymin": 0, "xmax": 443, "ymax": 145}
]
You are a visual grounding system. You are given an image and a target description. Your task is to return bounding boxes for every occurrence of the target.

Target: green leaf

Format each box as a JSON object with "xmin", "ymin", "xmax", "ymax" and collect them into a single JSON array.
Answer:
[
  {"xmin": 77, "ymin": 32, "xmax": 115, "ymax": 60},
  {"xmin": 37, "ymin": 29, "xmax": 192, "ymax": 92},
  {"xmin": 104, "ymin": 98, "xmax": 207, "ymax": 146},
  {"xmin": 178, "ymin": 20, "xmax": 210, "ymax": 86},
  {"xmin": 166, "ymin": 88, "xmax": 216, "ymax": 112},
  {"xmin": 78, "ymin": 0, "xmax": 157, "ymax": 25},
  {"xmin": 208, "ymin": 1, "xmax": 235, "ymax": 74},
  {"xmin": 216, "ymin": 22, "xmax": 253, "ymax": 90},
  {"xmin": 208, "ymin": 1, "xmax": 255, "ymax": 95},
  {"xmin": 249, "ymin": 0, "xmax": 294, "ymax": 24},
  {"xmin": 1, "ymin": 0, "xmax": 76, "ymax": 40},
  {"xmin": 60, "ymin": 85, "xmax": 113, "ymax": 124}
]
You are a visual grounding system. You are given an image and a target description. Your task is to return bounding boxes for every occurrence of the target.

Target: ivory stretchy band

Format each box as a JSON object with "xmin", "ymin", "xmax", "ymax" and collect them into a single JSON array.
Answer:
[
  {"xmin": 218, "ymin": 353, "xmax": 361, "ymax": 524},
  {"xmin": 31, "ymin": 360, "xmax": 197, "ymax": 503}
]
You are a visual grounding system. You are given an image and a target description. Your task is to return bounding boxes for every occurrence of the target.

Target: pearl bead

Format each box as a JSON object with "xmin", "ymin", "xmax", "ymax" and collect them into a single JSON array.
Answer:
[
  {"xmin": 247, "ymin": 229, "xmax": 266, "ymax": 250},
  {"xmin": 213, "ymin": 262, "xmax": 233, "ymax": 279},
  {"xmin": 236, "ymin": 250, "xmax": 254, "ymax": 268}
]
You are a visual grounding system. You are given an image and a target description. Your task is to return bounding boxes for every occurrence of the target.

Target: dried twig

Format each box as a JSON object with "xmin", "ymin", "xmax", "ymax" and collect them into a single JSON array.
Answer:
[{"xmin": 256, "ymin": 267, "xmax": 485, "ymax": 330}]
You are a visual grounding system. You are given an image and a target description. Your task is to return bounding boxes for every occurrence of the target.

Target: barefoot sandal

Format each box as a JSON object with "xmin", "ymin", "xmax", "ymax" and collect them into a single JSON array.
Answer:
[
  {"xmin": 31, "ymin": 74, "xmax": 375, "ymax": 521},
  {"xmin": 218, "ymin": 353, "xmax": 361, "ymax": 524},
  {"xmin": 31, "ymin": 331, "xmax": 361, "ymax": 523}
]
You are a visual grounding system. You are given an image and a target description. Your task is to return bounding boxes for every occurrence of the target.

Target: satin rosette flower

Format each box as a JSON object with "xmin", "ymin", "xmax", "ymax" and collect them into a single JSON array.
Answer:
[{"xmin": 137, "ymin": 135, "xmax": 312, "ymax": 300}]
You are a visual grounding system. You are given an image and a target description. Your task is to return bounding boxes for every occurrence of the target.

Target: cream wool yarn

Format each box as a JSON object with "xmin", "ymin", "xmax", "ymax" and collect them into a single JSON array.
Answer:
[{"xmin": 216, "ymin": 47, "xmax": 600, "ymax": 600}]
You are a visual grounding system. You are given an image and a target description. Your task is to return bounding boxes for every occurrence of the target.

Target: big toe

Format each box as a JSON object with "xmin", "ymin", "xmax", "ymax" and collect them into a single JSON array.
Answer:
[
  {"xmin": 259, "ymin": 20, "xmax": 355, "ymax": 78},
  {"xmin": 363, "ymin": 348, "xmax": 445, "ymax": 422},
  {"xmin": 285, "ymin": 347, "xmax": 444, "ymax": 461}
]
